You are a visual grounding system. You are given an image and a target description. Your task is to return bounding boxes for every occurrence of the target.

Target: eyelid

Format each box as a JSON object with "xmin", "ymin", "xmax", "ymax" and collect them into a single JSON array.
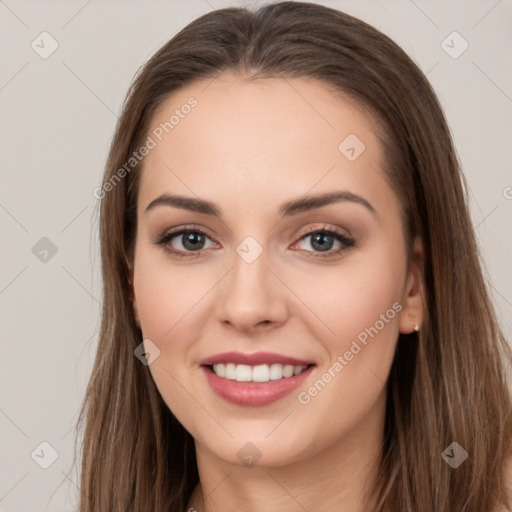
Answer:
[
  {"xmin": 293, "ymin": 222, "xmax": 352, "ymax": 240},
  {"xmin": 153, "ymin": 225, "xmax": 217, "ymax": 256}
]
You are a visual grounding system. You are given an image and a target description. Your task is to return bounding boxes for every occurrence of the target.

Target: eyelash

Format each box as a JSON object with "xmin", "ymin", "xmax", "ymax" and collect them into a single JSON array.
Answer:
[{"xmin": 154, "ymin": 224, "xmax": 355, "ymax": 259}]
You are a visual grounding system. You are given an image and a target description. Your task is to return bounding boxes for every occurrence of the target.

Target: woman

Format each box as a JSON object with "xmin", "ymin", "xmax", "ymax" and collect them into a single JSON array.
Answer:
[{"xmin": 76, "ymin": 2, "xmax": 512, "ymax": 510}]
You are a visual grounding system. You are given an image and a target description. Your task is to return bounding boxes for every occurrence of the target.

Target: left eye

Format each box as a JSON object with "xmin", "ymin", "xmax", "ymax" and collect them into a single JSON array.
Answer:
[{"xmin": 293, "ymin": 229, "xmax": 354, "ymax": 255}]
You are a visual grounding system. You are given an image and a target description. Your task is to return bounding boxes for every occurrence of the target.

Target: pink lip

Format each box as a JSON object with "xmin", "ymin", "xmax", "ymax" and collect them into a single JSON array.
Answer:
[
  {"xmin": 201, "ymin": 364, "xmax": 315, "ymax": 407},
  {"xmin": 200, "ymin": 351, "xmax": 314, "ymax": 366}
]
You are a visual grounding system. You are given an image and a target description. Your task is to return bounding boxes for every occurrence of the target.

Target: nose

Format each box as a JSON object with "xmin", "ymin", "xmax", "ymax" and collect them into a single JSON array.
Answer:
[{"xmin": 215, "ymin": 248, "xmax": 289, "ymax": 333}]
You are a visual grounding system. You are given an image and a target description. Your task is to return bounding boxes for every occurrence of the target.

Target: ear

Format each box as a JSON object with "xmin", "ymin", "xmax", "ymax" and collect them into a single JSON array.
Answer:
[{"xmin": 398, "ymin": 236, "xmax": 425, "ymax": 334}]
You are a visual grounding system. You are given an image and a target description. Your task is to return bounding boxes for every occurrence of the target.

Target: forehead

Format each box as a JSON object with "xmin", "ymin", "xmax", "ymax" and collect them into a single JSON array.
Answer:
[{"xmin": 138, "ymin": 72, "xmax": 393, "ymax": 216}]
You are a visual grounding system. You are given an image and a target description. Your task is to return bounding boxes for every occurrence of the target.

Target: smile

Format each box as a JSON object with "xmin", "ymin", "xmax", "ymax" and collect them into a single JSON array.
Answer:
[
  {"xmin": 200, "ymin": 351, "xmax": 316, "ymax": 406},
  {"xmin": 210, "ymin": 363, "xmax": 309, "ymax": 382}
]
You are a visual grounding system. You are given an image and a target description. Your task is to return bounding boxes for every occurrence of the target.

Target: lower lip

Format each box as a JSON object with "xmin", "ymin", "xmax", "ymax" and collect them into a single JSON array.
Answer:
[{"xmin": 202, "ymin": 365, "xmax": 315, "ymax": 406}]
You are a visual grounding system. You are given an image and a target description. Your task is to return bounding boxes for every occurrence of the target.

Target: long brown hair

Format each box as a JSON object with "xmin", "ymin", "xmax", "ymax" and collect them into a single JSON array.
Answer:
[{"xmin": 75, "ymin": 2, "xmax": 512, "ymax": 510}]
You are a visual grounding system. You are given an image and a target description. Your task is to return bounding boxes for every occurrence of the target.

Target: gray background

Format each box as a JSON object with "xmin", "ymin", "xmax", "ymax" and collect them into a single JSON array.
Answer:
[{"xmin": 0, "ymin": 1, "xmax": 511, "ymax": 510}]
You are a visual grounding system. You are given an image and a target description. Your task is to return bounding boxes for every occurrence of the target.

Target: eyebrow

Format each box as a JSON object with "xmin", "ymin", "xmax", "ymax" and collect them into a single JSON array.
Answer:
[{"xmin": 144, "ymin": 190, "xmax": 377, "ymax": 218}]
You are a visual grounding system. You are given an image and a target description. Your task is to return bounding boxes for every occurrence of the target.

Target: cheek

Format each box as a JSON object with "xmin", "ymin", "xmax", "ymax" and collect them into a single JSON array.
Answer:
[
  {"xmin": 133, "ymin": 247, "xmax": 212, "ymax": 341},
  {"xmin": 291, "ymin": 246, "xmax": 405, "ymax": 353},
  {"xmin": 132, "ymin": 253, "xmax": 207, "ymax": 421},
  {"xmin": 132, "ymin": 246, "xmax": 226, "ymax": 409},
  {"xmin": 295, "ymin": 250, "xmax": 404, "ymax": 425},
  {"xmin": 290, "ymin": 244, "xmax": 404, "ymax": 412},
  {"xmin": 309, "ymin": 283, "xmax": 400, "ymax": 404}
]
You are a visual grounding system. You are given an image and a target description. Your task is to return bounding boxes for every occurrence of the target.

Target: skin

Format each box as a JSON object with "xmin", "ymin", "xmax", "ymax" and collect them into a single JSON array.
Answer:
[{"xmin": 131, "ymin": 71, "xmax": 425, "ymax": 512}]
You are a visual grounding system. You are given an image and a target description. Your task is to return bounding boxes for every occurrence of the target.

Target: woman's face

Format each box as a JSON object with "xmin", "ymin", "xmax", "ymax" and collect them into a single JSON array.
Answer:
[{"xmin": 132, "ymin": 72, "xmax": 423, "ymax": 467}]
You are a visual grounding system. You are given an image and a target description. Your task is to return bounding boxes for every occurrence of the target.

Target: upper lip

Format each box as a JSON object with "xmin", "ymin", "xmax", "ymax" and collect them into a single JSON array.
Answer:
[{"xmin": 200, "ymin": 351, "xmax": 315, "ymax": 366}]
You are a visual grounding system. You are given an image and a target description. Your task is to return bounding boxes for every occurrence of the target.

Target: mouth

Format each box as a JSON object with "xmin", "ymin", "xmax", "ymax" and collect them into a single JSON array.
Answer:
[
  {"xmin": 200, "ymin": 351, "xmax": 316, "ymax": 406},
  {"xmin": 205, "ymin": 362, "xmax": 312, "ymax": 382}
]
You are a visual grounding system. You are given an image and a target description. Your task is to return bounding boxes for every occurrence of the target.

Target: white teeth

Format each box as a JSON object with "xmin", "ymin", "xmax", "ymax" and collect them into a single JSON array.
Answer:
[
  {"xmin": 252, "ymin": 364, "xmax": 270, "ymax": 382},
  {"xmin": 235, "ymin": 364, "xmax": 252, "ymax": 382},
  {"xmin": 225, "ymin": 363, "xmax": 236, "ymax": 380},
  {"xmin": 283, "ymin": 365, "xmax": 294, "ymax": 378},
  {"xmin": 212, "ymin": 363, "xmax": 308, "ymax": 382},
  {"xmin": 293, "ymin": 365, "xmax": 305, "ymax": 376},
  {"xmin": 215, "ymin": 363, "xmax": 226, "ymax": 378},
  {"xmin": 269, "ymin": 364, "xmax": 283, "ymax": 380}
]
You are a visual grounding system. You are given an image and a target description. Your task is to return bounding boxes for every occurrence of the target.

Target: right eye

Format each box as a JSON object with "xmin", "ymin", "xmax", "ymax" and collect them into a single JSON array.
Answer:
[{"xmin": 154, "ymin": 227, "xmax": 218, "ymax": 258}]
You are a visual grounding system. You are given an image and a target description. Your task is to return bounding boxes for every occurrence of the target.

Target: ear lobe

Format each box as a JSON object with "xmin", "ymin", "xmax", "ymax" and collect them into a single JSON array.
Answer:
[{"xmin": 398, "ymin": 236, "xmax": 425, "ymax": 334}]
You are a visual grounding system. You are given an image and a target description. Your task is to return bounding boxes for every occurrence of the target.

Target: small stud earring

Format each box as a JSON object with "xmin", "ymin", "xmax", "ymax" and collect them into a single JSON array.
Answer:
[{"xmin": 414, "ymin": 323, "xmax": 420, "ymax": 332}]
